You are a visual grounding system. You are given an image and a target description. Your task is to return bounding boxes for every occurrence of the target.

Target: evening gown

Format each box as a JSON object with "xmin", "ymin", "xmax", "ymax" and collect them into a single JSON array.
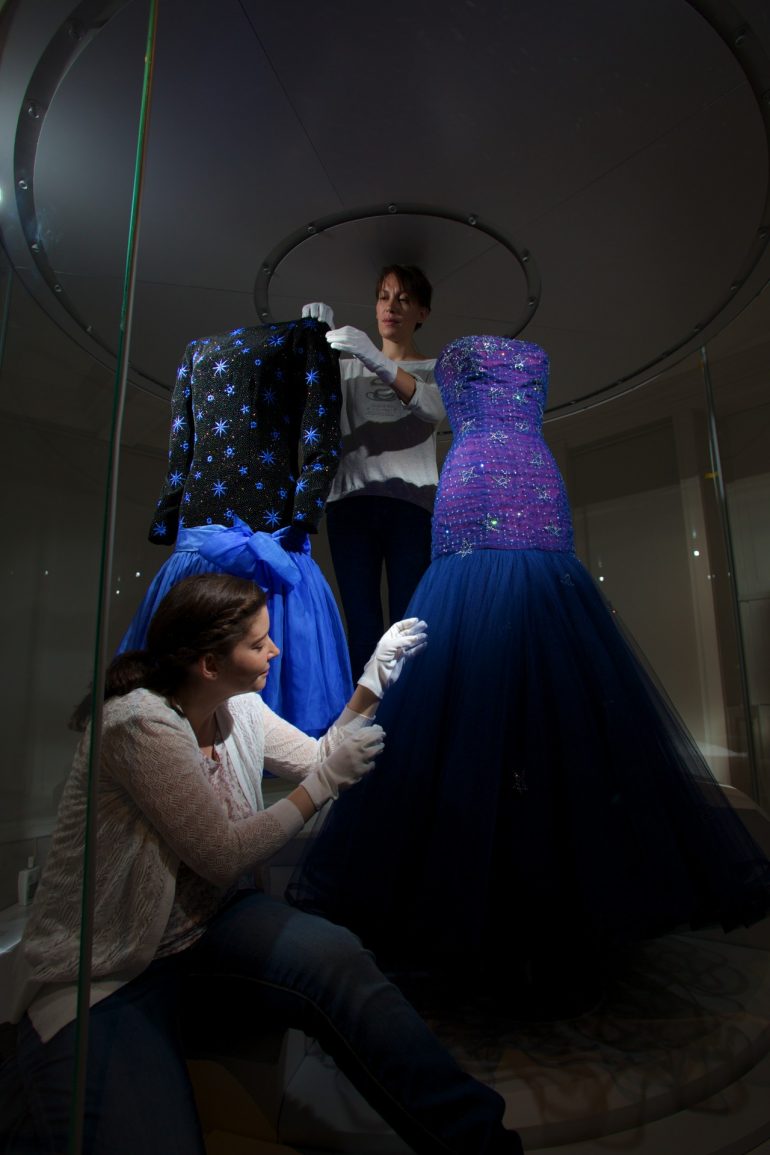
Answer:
[
  {"xmin": 288, "ymin": 335, "xmax": 770, "ymax": 979},
  {"xmin": 119, "ymin": 317, "xmax": 352, "ymax": 736}
]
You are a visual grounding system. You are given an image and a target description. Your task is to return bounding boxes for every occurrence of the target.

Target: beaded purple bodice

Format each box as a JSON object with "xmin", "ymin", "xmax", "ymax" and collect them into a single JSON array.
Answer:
[{"xmin": 431, "ymin": 335, "xmax": 574, "ymax": 559}]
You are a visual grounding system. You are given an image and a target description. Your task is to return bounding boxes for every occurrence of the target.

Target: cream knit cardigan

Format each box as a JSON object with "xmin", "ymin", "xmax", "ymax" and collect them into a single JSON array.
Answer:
[{"xmin": 15, "ymin": 688, "xmax": 361, "ymax": 1042}]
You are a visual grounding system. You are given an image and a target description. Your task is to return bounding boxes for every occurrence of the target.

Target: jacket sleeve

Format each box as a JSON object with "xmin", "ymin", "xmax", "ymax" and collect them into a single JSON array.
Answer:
[
  {"xmin": 107, "ymin": 708, "xmax": 303, "ymax": 886},
  {"xmin": 289, "ymin": 319, "xmax": 342, "ymax": 530},
  {"xmin": 403, "ymin": 364, "xmax": 445, "ymax": 424},
  {"xmin": 148, "ymin": 341, "xmax": 197, "ymax": 545}
]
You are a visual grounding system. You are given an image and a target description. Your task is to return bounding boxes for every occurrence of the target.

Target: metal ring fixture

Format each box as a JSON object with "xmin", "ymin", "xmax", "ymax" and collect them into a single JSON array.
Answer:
[
  {"xmin": 3, "ymin": 0, "xmax": 770, "ymax": 404},
  {"xmin": 253, "ymin": 202, "xmax": 541, "ymax": 338},
  {"xmin": 545, "ymin": 0, "xmax": 770, "ymax": 414}
]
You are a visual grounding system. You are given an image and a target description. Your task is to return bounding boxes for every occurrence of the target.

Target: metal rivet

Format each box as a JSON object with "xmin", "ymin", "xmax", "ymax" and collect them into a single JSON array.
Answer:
[
  {"xmin": 25, "ymin": 101, "xmax": 40, "ymax": 119},
  {"xmin": 30, "ymin": 242, "xmax": 40, "ymax": 253},
  {"xmin": 306, "ymin": 224, "xmax": 316, "ymax": 234},
  {"xmin": 53, "ymin": 283, "xmax": 63, "ymax": 293},
  {"xmin": 387, "ymin": 203, "xmax": 398, "ymax": 214},
  {"xmin": 262, "ymin": 265, "xmax": 270, "ymax": 274},
  {"xmin": 527, "ymin": 297, "xmax": 537, "ymax": 308},
  {"xmin": 260, "ymin": 310, "xmax": 269, "ymax": 318},
  {"xmin": 467, "ymin": 214, "xmax": 478, "ymax": 226},
  {"xmin": 17, "ymin": 178, "xmax": 28, "ymax": 190}
]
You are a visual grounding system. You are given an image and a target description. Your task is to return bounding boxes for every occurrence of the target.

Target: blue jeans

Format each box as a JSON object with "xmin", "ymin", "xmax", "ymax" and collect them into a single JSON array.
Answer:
[
  {"xmin": 5, "ymin": 893, "xmax": 522, "ymax": 1155},
  {"xmin": 326, "ymin": 496, "xmax": 432, "ymax": 679}
]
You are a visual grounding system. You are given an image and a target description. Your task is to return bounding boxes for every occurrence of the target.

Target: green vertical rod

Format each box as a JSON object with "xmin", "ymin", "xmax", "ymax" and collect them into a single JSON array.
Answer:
[
  {"xmin": 0, "ymin": 260, "xmax": 12, "ymax": 373},
  {"xmin": 700, "ymin": 344, "xmax": 759, "ymax": 802},
  {"xmin": 69, "ymin": 2, "xmax": 159, "ymax": 1151}
]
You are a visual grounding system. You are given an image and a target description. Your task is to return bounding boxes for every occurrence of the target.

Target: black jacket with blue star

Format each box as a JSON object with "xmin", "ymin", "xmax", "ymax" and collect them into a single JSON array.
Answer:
[{"xmin": 148, "ymin": 318, "xmax": 342, "ymax": 544}]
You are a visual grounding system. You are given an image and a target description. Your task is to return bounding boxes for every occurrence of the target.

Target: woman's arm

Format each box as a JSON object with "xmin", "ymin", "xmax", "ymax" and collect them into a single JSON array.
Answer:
[{"xmin": 109, "ymin": 711, "xmax": 307, "ymax": 887}]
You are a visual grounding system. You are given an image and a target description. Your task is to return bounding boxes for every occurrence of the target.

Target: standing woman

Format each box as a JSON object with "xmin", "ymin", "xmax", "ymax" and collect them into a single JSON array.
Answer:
[
  {"xmin": 2, "ymin": 573, "xmax": 522, "ymax": 1155},
  {"xmin": 304, "ymin": 264, "xmax": 445, "ymax": 679}
]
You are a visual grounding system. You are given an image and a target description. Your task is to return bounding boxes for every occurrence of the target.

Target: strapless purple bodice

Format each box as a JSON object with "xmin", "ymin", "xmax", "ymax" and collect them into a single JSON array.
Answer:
[{"xmin": 432, "ymin": 335, "xmax": 574, "ymax": 558}]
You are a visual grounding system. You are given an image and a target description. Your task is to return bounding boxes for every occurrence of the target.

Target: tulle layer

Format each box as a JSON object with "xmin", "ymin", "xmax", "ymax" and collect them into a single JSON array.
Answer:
[{"xmin": 288, "ymin": 549, "xmax": 770, "ymax": 971}]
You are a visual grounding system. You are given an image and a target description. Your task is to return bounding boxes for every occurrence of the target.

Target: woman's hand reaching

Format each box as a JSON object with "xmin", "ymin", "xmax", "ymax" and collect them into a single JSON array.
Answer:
[
  {"xmin": 358, "ymin": 618, "xmax": 428, "ymax": 699},
  {"xmin": 302, "ymin": 725, "xmax": 386, "ymax": 810},
  {"xmin": 325, "ymin": 325, "xmax": 398, "ymax": 387}
]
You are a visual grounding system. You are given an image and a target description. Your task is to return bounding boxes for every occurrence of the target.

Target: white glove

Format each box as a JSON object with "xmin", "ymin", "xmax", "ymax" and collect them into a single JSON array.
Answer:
[
  {"xmin": 326, "ymin": 326, "xmax": 397, "ymax": 386},
  {"xmin": 302, "ymin": 725, "xmax": 386, "ymax": 810},
  {"xmin": 302, "ymin": 302, "xmax": 335, "ymax": 329},
  {"xmin": 358, "ymin": 618, "xmax": 428, "ymax": 699}
]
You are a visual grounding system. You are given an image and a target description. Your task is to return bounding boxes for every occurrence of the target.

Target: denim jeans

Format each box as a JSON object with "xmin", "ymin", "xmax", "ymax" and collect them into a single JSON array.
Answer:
[
  {"xmin": 326, "ymin": 495, "xmax": 432, "ymax": 679},
  {"xmin": 5, "ymin": 893, "xmax": 522, "ymax": 1155}
]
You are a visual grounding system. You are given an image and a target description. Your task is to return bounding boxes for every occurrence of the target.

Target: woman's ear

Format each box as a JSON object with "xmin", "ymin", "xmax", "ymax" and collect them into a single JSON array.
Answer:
[{"xmin": 198, "ymin": 652, "xmax": 220, "ymax": 681}]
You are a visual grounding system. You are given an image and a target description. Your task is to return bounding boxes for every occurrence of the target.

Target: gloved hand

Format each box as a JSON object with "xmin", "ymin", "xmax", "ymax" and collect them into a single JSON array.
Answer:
[
  {"xmin": 302, "ymin": 725, "xmax": 386, "ymax": 810},
  {"xmin": 325, "ymin": 325, "xmax": 397, "ymax": 387},
  {"xmin": 302, "ymin": 302, "xmax": 335, "ymax": 329},
  {"xmin": 358, "ymin": 618, "xmax": 428, "ymax": 699}
]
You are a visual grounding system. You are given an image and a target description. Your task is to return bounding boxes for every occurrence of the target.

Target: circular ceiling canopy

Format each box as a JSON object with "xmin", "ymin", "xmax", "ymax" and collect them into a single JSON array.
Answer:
[{"xmin": 1, "ymin": 0, "xmax": 769, "ymax": 413}]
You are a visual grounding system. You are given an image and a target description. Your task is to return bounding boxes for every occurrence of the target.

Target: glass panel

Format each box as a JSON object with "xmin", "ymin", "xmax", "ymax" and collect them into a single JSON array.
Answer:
[
  {"xmin": 707, "ymin": 285, "xmax": 770, "ymax": 810},
  {"xmin": 544, "ymin": 347, "xmax": 755, "ymax": 797}
]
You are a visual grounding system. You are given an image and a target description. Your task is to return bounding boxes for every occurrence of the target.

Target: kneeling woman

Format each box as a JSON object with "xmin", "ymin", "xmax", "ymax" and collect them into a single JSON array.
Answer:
[{"xmin": 6, "ymin": 573, "xmax": 521, "ymax": 1155}]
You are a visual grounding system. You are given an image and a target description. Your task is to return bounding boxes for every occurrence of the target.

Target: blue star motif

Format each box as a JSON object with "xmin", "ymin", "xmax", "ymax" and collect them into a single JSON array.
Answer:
[
  {"xmin": 172, "ymin": 416, "xmax": 186, "ymax": 434},
  {"xmin": 317, "ymin": 405, "xmax": 326, "ymax": 416},
  {"xmin": 305, "ymin": 369, "xmax": 319, "ymax": 386},
  {"xmin": 225, "ymin": 508, "xmax": 235, "ymax": 520},
  {"xmin": 303, "ymin": 426, "xmax": 320, "ymax": 447},
  {"xmin": 311, "ymin": 461, "xmax": 324, "ymax": 472},
  {"xmin": 255, "ymin": 481, "xmax": 264, "ymax": 490},
  {"xmin": 239, "ymin": 465, "xmax": 248, "ymax": 475},
  {"xmin": 177, "ymin": 364, "xmax": 189, "ymax": 379},
  {"xmin": 295, "ymin": 511, "xmax": 306, "ymax": 520},
  {"xmin": 206, "ymin": 394, "xmax": 215, "ymax": 403},
  {"xmin": 295, "ymin": 478, "xmax": 308, "ymax": 493},
  {"xmin": 225, "ymin": 446, "xmax": 235, "ymax": 458},
  {"xmin": 263, "ymin": 388, "xmax": 276, "ymax": 405},
  {"xmin": 268, "ymin": 333, "xmax": 286, "ymax": 347},
  {"xmin": 213, "ymin": 419, "xmax": 229, "ymax": 437},
  {"xmin": 514, "ymin": 359, "xmax": 526, "ymax": 371},
  {"xmin": 240, "ymin": 404, "xmax": 250, "ymax": 415},
  {"xmin": 271, "ymin": 430, "xmax": 280, "ymax": 440},
  {"xmin": 490, "ymin": 430, "xmax": 509, "ymax": 444},
  {"xmin": 315, "ymin": 498, "xmax": 324, "ymax": 507},
  {"xmin": 206, "ymin": 455, "xmax": 214, "ymax": 463},
  {"xmin": 264, "ymin": 509, "xmax": 280, "ymax": 527},
  {"xmin": 212, "ymin": 480, "xmax": 227, "ymax": 497},
  {"xmin": 254, "ymin": 358, "xmax": 262, "ymax": 367},
  {"xmin": 194, "ymin": 470, "xmax": 203, "ymax": 480},
  {"xmin": 183, "ymin": 493, "xmax": 191, "ymax": 503},
  {"xmin": 250, "ymin": 421, "xmax": 257, "ymax": 429},
  {"xmin": 278, "ymin": 488, "xmax": 288, "ymax": 500},
  {"xmin": 152, "ymin": 522, "xmax": 167, "ymax": 537},
  {"xmin": 169, "ymin": 470, "xmax": 184, "ymax": 487},
  {"xmin": 259, "ymin": 449, "xmax": 276, "ymax": 465},
  {"xmin": 225, "ymin": 384, "xmax": 235, "ymax": 396},
  {"xmin": 182, "ymin": 441, "xmax": 189, "ymax": 452},
  {"xmin": 213, "ymin": 359, "xmax": 228, "ymax": 377},
  {"xmin": 230, "ymin": 327, "xmax": 244, "ymax": 336},
  {"xmin": 196, "ymin": 409, "xmax": 204, "ymax": 421},
  {"xmin": 183, "ymin": 387, "xmax": 191, "ymax": 399}
]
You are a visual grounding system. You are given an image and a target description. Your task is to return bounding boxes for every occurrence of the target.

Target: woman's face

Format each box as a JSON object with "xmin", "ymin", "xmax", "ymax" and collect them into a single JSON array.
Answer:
[
  {"xmin": 217, "ymin": 607, "xmax": 279, "ymax": 696},
  {"xmin": 376, "ymin": 273, "xmax": 429, "ymax": 342}
]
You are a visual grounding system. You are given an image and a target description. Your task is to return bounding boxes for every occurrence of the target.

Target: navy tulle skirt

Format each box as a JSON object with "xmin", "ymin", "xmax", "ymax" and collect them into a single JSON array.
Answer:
[
  {"xmin": 118, "ymin": 519, "xmax": 352, "ymax": 736},
  {"xmin": 287, "ymin": 548, "xmax": 770, "ymax": 974}
]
